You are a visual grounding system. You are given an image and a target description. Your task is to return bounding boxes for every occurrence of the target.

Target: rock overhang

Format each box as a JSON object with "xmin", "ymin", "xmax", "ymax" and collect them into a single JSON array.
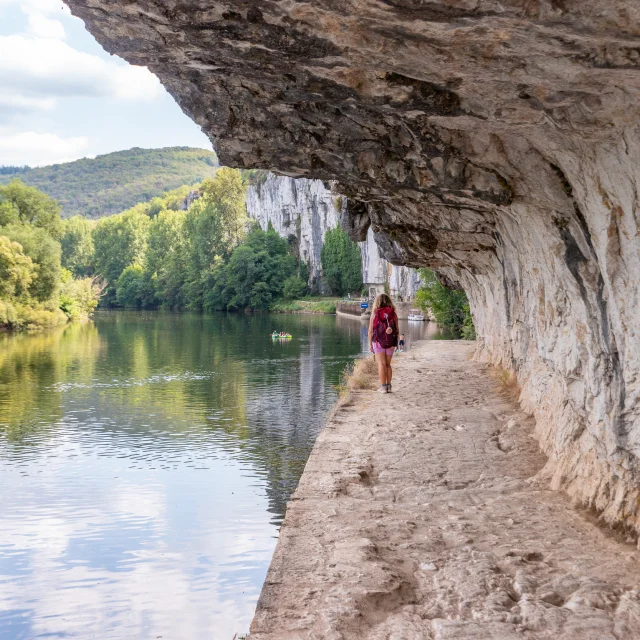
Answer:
[{"xmin": 65, "ymin": 0, "xmax": 640, "ymax": 534}]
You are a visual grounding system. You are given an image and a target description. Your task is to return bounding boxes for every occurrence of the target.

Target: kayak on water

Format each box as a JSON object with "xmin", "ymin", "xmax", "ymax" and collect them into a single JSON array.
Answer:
[{"xmin": 271, "ymin": 333, "xmax": 292, "ymax": 339}]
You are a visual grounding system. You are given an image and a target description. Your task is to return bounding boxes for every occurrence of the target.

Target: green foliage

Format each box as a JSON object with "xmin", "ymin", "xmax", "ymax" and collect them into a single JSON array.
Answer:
[
  {"xmin": 145, "ymin": 209, "xmax": 187, "ymax": 308},
  {"xmin": 0, "ymin": 183, "xmax": 105, "ymax": 331},
  {"xmin": 93, "ymin": 208, "xmax": 150, "ymax": 304},
  {"xmin": 0, "ymin": 299, "xmax": 67, "ymax": 331},
  {"xmin": 320, "ymin": 227, "xmax": 363, "ymax": 296},
  {"xmin": 116, "ymin": 265, "xmax": 147, "ymax": 308},
  {"xmin": 1, "ymin": 223, "xmax": 62, "ymax": 301},
  {"xmin": 270, "ymin": 297, "xmax": 338, "ymax": 314},
  {"xmin": 59, "ymin": 270, "xmax": 106, "ymax": 320},
  {"xmin": 202, "ymin": 226, "xmax": 298, "ymax": 311},
  {"xmin": 283, "ymin": 275, "xmax": 307, "ymax": 300},
  {"xmin": 0, "ymin": 235, "xmax": 36, "ymax": 298},
  {"xmin": 0, "ymin": 147, "xmax": 218, "ymax": 219},
  {"xmin": 0, "ymin": 179, "xmax": 62, "ymax": 238},
  {"xmin": 461, "ymin": 303, "xmax": 476, "ymax": 340},
  {"xmin": 416, "ymin": 268, "xmax": 475, "ymax": 338},
  {"xmin": 60, "ymin": 216, "xmax": 95, "ymax": 276}
]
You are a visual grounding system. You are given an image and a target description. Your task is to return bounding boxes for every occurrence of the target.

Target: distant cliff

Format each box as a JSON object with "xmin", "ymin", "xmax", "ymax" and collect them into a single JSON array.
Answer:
[{"xmin": 246, "ymin": 173, "xmax": 420, "ymax": 299}]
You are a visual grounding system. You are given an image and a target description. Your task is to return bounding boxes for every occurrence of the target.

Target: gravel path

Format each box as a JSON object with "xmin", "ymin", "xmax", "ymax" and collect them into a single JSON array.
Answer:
[{"xmin": 250, "ymin": 341, "xmax": 640, "ymax": 639}]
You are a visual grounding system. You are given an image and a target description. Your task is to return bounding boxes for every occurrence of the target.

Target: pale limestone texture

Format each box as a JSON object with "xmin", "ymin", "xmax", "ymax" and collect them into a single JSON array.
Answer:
[
  {"xmin": 246, "ymin": 174, "xmax": 339, "ymax": 291},
  {"xmin": 246, "ymin": 173, "xmax": 421, "ymax": 298},
  {"xmin": 251, "ymin": 342, "xmax": 640, "ymax": 639},
  {"xmin": 64, "ymin": 0, "xmax": 640, "ymax": 531}
]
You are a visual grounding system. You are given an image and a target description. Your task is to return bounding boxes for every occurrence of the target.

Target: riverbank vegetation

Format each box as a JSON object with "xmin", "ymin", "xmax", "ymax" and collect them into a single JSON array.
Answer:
[
  {"xmin": 415, "ymin": 268, "xmax": 475, "ymax": 339},
  {"xmin": 57, "ymin": 168, "xmax": 311, "ymax": 312},
  {"xmin": 57, "ymin": 167, "xmax": 363, "ymax": 314},
  {"xmin": 0, "ymin": 180, "xmax": 105, "ymax": 331},
  {"xmin": 269, "ymin": 297, "xmax": 339, "ymax": 315}
]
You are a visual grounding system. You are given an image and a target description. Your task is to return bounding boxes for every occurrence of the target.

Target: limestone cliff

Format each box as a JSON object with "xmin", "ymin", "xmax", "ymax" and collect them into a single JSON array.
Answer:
[
  {"xmin": 65, "ymin": 0, "xmax": 640, "ymax": 534},
  {"xmin": 246, "ymin": 173, "xmax": 421, "ymax": 298},
  {"xmin": 246, "ymin": 173, "xmax": 339, "ymax": 291}
]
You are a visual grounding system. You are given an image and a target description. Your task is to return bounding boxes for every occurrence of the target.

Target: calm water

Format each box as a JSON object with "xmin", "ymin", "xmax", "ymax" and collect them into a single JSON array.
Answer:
[{"xmin": 0, "ymin": 311, "xmax": 439, "ymax": 639}]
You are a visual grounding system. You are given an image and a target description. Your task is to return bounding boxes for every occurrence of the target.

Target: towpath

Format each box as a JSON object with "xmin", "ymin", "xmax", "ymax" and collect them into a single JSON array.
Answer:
[{"xmin": 250, "ymin": 341, "xmax": 640, "ymax": 640}]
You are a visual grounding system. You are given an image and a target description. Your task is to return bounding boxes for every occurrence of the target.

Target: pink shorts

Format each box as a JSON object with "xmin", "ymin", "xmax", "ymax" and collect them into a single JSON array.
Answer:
[{"xmin": 372, "ymin": 342, "xmax": 395, "ymax": 356}]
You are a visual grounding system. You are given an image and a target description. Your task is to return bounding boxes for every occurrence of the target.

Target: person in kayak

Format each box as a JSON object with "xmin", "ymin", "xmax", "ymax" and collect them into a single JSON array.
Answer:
[{"xmin": 368, "ymin": 293, "xmax": 399, "ymax": 393}]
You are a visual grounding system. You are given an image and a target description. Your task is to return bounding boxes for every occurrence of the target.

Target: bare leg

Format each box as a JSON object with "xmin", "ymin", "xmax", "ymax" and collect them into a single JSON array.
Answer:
[
  {"xmin": 376, "ymin": 352, "xmax": 387, "ymax": 385},
  {"xmin": 385, "ymin": 352, "xmax": 394, "ymax": 386}
]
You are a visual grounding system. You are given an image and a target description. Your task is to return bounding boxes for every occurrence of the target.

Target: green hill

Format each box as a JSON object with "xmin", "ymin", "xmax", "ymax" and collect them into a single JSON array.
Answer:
[{"xmin": 0, "ymin": 147, "xmax": 218, "ymax": 219}]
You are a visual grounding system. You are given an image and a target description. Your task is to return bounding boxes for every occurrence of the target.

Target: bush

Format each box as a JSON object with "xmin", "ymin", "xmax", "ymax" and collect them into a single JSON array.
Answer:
[
  {"xmin": 59, "ymin": 272, "xmax": 106, "ymax": 319},
  {"xmin": 9, "ymin": 300, "xmax": 66, "ymax": 331}
]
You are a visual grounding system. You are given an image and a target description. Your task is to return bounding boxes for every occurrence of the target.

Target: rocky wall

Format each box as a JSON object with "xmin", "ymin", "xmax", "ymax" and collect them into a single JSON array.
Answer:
[
  {"xmin": 246, "ymin": 173, "xmax": 421, "ymax": 298},
  {"xmin": 65, "ymin": 0, "xmax": 640, "ymax": 534},
  {"xmin": 245, "ymin": 173, "xmax": 339, "ymax": 291}
]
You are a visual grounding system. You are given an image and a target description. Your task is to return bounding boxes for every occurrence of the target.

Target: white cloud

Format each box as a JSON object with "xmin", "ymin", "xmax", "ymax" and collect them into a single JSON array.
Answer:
[
  {"xmin": 0, "ymin": 0, "xmax": 69, "ymax": 17},
  {"xmin": 0, "ymin": 34, "xmax": 163, "ymax": 103},
  {"xmin": 27, "ymin": 13, "xmax": 66, "ymax": 39},
  {"xmin": 0, "ymin": 130, "xmax": 91, "ymax": 166},
  {"xmin": 0, "ymin": 0, "xmax": 163, "ymax": 119},
  {"xmin": 0, "ymin": 92, "xmax": 56, "ymax": 113}
]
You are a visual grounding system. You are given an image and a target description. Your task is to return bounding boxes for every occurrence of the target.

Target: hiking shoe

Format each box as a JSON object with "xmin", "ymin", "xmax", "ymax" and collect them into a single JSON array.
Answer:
[
  {"xmin": 387, "ymin": 383, "xmax": 392, "ymax": 393},
  {"xmin": 378, "ymin": 385, "xmax": 387, "ymax": 393}
]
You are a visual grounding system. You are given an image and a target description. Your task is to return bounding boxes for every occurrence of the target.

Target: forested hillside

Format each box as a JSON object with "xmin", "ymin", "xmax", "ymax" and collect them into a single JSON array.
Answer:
[{"xmin": 0, "ymin": 147, "xmax": 218, "ymax": 219}]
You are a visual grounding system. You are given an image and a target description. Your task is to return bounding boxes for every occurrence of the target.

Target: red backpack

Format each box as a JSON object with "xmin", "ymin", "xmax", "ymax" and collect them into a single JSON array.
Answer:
[{"xmin": 373, "ymin": 306, "xmax": 398, "ymax": 349}]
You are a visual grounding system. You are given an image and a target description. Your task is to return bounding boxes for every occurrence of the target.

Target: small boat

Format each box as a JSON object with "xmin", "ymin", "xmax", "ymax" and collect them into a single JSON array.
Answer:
[
  {"xmin": 271, "ymin": 333, "xmax": 292, "ymax": 339},
  {"xmin": 407, "ymin": 313, "xmax": 426, "ymax": 322}
]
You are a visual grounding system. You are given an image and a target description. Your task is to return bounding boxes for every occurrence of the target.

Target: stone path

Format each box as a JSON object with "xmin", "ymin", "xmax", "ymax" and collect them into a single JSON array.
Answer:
[{"xmin": 249, "ymin": 341, "xmax": 640, "ymax": 640}]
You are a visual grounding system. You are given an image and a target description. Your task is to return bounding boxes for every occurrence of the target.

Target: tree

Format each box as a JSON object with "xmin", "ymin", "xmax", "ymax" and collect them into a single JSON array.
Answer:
[
  {"xmin": 202, "ymin": 226, "xmax": 298, "ymax": 311},
  {"xmin": 145, "ymin": 209, "xmax": 187, "ymax": 308},
  {"xmin": 1, "ymin": 224, "xmax": 62, "ymax": 300},
  {"xmin": 283, "ymin": 275, "xmax": 307, "ymax": 300},
  {"xmin": 93, "ymin": 208, "xmax": 150, "ymax": 304},
  {"xmin": 320, "ymin": 227, "xmax": 363, "ymax": 296},
  {"xmin": 198, "ymin": 167, "xmax": 247, "ymax": 250},
  {"xmin": 116, "ymin": 264, "xmax": 146, "ymax": 308},
  {"xmin": 415, "ymin": 268, "xmax": 475, "ymax": 338},
  {"xmin": 0, "ymin": 235, "xmax": 36, "ymax": 298},
  {"xmin": 181, "ymin": 168, "xmax": 247, "ymax": 308},
  {"xmin": 60, "ymin": 216, "xmax": 95, "ymax": 276},
  {"xmin": 0, "ymin": 179, "xmax": 62, "ymax": 238}
]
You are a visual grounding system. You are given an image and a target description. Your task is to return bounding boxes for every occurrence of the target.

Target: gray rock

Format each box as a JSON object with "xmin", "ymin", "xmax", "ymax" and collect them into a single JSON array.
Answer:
[{"xmin": 65, "ymin": 0, "xmax": 640, "ymax": 534}]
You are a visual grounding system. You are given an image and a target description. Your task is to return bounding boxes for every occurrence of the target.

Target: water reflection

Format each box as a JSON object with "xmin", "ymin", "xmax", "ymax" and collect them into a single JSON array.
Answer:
[
  {"xmin": 335, "ymin": 312, "xmax": 456, "ymax": 351},
  {"xmin": 0, "ymin": 312, "xmax": 364, "ymax": 639},
  {"xmin": 0, "ymin": 311, "xmax": 445, "ymax": 639}
]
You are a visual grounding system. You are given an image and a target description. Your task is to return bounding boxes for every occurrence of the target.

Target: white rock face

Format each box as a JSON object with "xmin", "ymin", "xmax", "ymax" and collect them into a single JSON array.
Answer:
[
  {"xmin": 361, "ymin": 227, "xmax": 421, "ymax": 300},
  {"xmin": 247, "ymin": 174, "xmax": 420, "ymax": 298},
  {"xmin": 246, "ymin": 174, "xmax": 339, "ymax": 291}
]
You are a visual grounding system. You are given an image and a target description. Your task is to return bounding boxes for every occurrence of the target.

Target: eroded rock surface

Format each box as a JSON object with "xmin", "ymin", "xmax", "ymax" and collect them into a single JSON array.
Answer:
[
  {"xmin": 64, "ymin": 0, "xmax": 640, "ymax": 531},
  {"xmin": 251, "ymin": 342, "xmax": 640, "ymax": 639},
  {"xmin": 246, "ymin": 173, "xmax": 421, "ymax": 297}
]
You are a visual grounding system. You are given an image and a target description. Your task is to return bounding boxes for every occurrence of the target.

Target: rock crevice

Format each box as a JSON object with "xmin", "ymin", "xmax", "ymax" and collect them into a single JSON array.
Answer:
[{"xmin": 65, "ymin": 0, "xmax": 640, "ymax": 533}]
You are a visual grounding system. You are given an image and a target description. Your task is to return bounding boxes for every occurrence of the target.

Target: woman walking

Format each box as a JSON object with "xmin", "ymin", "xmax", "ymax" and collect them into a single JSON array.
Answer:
[{"xmin": 368, "ymin": 293, "xmax": 399, "ymax": 393}]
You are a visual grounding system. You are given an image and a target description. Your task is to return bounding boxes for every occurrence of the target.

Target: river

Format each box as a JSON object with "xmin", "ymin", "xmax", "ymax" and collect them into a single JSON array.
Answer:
[{"xmin": 0, "ymin": 311, "xmax": 443, "ymax": 639}]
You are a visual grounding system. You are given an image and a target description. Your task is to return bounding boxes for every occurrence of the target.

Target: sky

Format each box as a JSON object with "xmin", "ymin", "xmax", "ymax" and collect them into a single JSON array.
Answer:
[{"xmin": 0, "ymin": 0, "xmax": 213, "ymax": 167}]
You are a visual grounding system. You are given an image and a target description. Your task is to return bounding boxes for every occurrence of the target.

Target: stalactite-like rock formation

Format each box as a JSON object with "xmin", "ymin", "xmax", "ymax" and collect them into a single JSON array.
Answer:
[{"xmin": 65, "ymin": 0, "xmax": 640, "ymax": 534}]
